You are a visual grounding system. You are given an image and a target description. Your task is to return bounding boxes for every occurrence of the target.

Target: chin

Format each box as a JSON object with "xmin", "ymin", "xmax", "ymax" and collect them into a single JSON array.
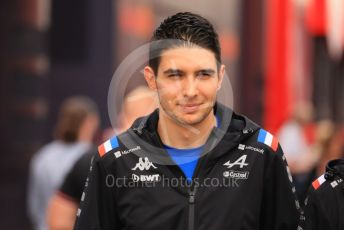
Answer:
[
  {"xmin": 176, "ymin": 113, "xmax": 207, "ymax": 126},
  {"xmin": 162, "ymin": 104, "xmax": 211, "ymax": 126}
]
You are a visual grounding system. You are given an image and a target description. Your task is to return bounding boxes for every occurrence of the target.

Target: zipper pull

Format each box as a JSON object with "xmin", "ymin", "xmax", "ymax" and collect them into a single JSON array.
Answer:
[
  {"xmin": 188, "ymin": 190, "xmax": 196, "ymax": 230},
  {"xmin": 189, "ymin": 191, "xmax": 195, "ymax": 204}
]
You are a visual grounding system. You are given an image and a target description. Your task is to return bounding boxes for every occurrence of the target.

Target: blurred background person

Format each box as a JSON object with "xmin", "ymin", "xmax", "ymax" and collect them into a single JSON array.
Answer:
[
  {"xmin": 301, "ymin": 158, "xmax": 344, "ymax": 230},
  {"xmin": 294, "ymin": 121, "xmax": 344, "ymax": 204},
  {"xmin": 278, "ymin": 101, "xmax": 317, "ymax": 173},
  {"xmin": 46, "ymin": 86, "xmax": 157, "ymax": 230},
  {"xmin": 313, "ymin": 121, "xmax": 344, "ymax": 176},
  {"xmin": 300, "ymin": 125, "xmax": 344, "ymax": 229},
  {"xmin": 278, "ymin": 102, "xmax": 318, "ymax": 202},
  {"xmin": 46, "ymin": 147, "xmax": 96, "ymax": 230},
  {"xmin": 27, "ymin": 96, "xmax": 99, "ymax": 230},
  {"xmin": 102, "ymin": 85, "xmax": 158, "ymax": 140}
]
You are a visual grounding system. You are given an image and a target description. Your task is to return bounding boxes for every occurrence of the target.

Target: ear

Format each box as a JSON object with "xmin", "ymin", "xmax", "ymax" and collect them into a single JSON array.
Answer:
[
  {"xmin": 217, "ymin": 64, "xmax": 225, "ymax": 90},
  {"xmin": 144, "ymin": 66, "xmax": 157, "ymax": 91}
]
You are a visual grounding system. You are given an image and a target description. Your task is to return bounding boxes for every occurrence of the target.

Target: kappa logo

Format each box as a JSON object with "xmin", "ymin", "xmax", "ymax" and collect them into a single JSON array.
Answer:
[
  {"xmin": 238, "ymin": 144, "xmax": 264, "ymax": 154},
  {"xmin": 132, "ymin": 157, "xmax": 157, "ymax": 171},
  {"xmin": 224, "ymin": 155, "xmax": 249, "ymax": 168},
  {"xmin": 114, "ymin": 146, "xmax": 141, "ymax": 158},
  {"xmin": 132, "ymin": 173, "xmax": 160, "ymax": 182}
]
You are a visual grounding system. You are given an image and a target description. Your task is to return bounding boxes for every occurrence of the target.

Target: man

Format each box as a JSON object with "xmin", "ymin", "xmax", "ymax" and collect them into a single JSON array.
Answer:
[
  {"xmin": 47, "ymin": 86, "xmax": 157, "ymax": 230},
  {"xmin": 74, "ymin": 12, "xmax": 301, "ymax": 230},
  {"xmin": 301, "ymin": 158, "xmax": 344, "ymax": 230},
  {"xmin": 27, "ymin": 96, "xmax": 99, "ymax": 230}
]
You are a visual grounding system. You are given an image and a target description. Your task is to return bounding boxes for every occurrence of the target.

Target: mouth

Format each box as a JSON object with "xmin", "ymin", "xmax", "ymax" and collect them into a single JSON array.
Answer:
[{"xmin": 178, "ymin": 103, "xmax": 202, "ymax": 113}]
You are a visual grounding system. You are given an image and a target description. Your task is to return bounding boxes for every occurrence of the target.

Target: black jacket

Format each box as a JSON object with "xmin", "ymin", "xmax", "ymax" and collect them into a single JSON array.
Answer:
[
  {"xmin": 301, "ymin": 159, "xmax": 344, "ymax": 230},
  {"xmin": 74, "ymin": 104, "xmax": 301, "ymax": 230},
  {"xmin": 59, "ymin": 148, "xmax": 96, "ymax": 201}
]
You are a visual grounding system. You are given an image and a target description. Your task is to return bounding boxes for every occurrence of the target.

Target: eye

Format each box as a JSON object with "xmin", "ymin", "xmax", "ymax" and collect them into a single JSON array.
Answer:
[
  {"xmin": 168, "ymin": 73, "xmax": 182, "ymax": 78},
  {"xmin": 197, "ymin": 72, "xmax": 212, "ymax": 79}
]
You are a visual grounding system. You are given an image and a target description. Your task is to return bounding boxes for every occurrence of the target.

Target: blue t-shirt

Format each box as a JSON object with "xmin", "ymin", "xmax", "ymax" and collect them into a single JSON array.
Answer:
[
  {"xmin": 163, "ymin": 115, "xmax": 218, "ymax": 182},
  {"xmin": 164, "ymin": 144, "xmax": 203, "ymax": 182}
]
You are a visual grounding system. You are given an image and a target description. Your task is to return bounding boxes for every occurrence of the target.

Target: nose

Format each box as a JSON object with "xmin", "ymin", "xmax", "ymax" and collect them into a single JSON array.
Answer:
[{"xmin": 182, "ymin": 76, "xmax": 198, "ymax": 98}]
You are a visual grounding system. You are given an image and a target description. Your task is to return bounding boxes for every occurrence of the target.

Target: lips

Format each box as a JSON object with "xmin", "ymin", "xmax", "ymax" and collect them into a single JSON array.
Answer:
[{"xmin": 179, "ymin": 103, "xmax": 202, "ymax": 113}]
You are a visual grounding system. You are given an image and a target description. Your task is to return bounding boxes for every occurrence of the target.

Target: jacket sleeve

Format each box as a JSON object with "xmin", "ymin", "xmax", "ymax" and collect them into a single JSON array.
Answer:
[
  {"xmin": 300, "ymin": 187, "xmax": 331, "ymax": 230},
  {"xmin": 260, "ymin": 144, "xmax": 301, "ymax": 230},
  {"xmin": 73, "ymin": 153, "xmax": 121, "ymax": 230}
]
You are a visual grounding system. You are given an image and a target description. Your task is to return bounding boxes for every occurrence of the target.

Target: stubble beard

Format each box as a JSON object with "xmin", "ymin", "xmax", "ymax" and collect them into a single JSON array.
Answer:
[{"xmin": 158, "ymin": 96, "xmax": 215, "ymax": 127}]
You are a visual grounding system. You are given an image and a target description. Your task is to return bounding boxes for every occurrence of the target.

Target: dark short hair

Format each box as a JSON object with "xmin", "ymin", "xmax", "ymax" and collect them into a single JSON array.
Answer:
[
  {"xmin": 149, "ymin": 12, "xmax": 221, "ymax": 75},
  {"xmin": 54, "ymin": 96, "xmax": 99, "ymax": 142}
]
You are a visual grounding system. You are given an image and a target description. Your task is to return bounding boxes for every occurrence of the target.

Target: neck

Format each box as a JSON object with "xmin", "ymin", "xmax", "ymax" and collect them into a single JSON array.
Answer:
[{"xmin": 157, "ymin": 110, "xmax": 216, "ymax": 149}]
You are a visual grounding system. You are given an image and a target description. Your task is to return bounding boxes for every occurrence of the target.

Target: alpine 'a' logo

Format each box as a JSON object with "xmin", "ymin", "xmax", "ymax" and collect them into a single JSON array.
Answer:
[
  {"xmin": 224, "ymin": 155, "xmax": 249, "ymax": 168},
  {"xmin": 132, "ymin": 157, "xmax": 157, "ymax": 171}
]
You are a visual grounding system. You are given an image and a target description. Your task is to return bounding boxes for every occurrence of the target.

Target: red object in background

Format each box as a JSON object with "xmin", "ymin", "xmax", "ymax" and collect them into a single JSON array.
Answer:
[
  {"xmin": 118, "ymin": 3, "xmax": 154, "ymax": 39},
  {"xmin": 264, "ymin": 0, "xmax": 293, "ymax": 134},
  {"xmin": 305, "ymin": 0, "xmax": 327, "ymax": 36},
  {"xmin": 219, "ymin": 30, "xmax": 240, "ymax": 61}
]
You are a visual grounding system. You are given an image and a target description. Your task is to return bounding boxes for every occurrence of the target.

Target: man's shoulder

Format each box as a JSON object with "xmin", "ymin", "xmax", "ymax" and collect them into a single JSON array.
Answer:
[
  {"xmin": 306, "ymin": 173, "xmax": 344, "ymax": 215},
  {"xmin": 95, "ymin": 131, "xmax": 142, "ymax": 162},
  {"xmin": 98, "ymin": 135, "xmax": 121, "ymax": 158},
  {"xmin": 97, "ymin": 132, "xmax": 127, "ymax": 157},
  {"xmin": 311, "ymin": 159, "xmax": 344, "ymax": 194},
  {"xmin": 238, "ymin": 115, "xmax": 280, "ymax": 154},
  {"xmin": 310, "ymin": 173, "xmax": 343, "ymax": 197}
]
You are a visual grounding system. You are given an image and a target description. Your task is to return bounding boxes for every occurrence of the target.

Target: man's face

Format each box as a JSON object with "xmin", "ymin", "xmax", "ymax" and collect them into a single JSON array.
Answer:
[{"xmin": 145, "ymin": 46, "xmax": 225, "ymax": 126}]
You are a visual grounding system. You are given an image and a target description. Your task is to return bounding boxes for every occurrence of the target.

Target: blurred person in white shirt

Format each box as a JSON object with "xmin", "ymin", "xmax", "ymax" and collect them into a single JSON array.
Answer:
[{"xmin": 27, "ymin": 96, "xmax": 99, "ymax": 230}]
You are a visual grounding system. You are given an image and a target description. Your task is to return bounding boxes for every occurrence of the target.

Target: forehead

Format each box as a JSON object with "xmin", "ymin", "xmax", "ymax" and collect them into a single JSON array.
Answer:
[{"xmin": 158, "ymin": 46, "xmax": 217, "ymax": 71}]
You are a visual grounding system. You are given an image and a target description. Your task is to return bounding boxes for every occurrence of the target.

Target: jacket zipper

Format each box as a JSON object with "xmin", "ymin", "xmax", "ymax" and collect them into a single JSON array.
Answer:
[
  {"xmin": 188, "ymin": 186, "xmax": 198, "ymax": 230},
  {"xmin": 134, "ymin": 127, "xmax": 200, "ymax": 230}
]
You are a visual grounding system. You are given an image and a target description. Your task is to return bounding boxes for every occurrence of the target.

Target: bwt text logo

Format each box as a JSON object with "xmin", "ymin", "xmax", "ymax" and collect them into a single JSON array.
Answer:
[{"xmin": 132, "ymin": 174, "xmax": 160, "ymax": 182}]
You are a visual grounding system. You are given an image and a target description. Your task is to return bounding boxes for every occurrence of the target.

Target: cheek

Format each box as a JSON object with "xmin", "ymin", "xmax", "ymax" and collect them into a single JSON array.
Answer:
[
  {"xmin": 157, "ymin": 81, "xmax": 181, "ymax": 98},
  {"xmin": 198, "ymin": 82, "xmax": 218, "ymax": 98}
]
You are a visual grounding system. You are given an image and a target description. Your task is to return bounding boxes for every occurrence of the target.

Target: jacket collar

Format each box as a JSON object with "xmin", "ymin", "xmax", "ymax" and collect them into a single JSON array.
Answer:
[
  {"xmin": 130, "ymin": 102, "xmax": 260, "ymax": 158},
  {"xmin": 131, "ymin": 102, "xmax": 258, "ymax": 136},
  {"xmin": 325, "ymin": 159, "xmax": 344, "ymax": 181}
]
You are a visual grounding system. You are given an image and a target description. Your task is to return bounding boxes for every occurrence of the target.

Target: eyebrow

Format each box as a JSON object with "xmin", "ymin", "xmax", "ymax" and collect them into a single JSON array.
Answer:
[
  {"xmin": 163, "ymin": 69, "xmax": 184, "ymax": 75},
  {"xmin": 197, "ymin": 69, "xmax": 216, "ymax": 75},
  {"xmin": 163, "ymin": 68, "xmax": 216, "ymax": 75}
]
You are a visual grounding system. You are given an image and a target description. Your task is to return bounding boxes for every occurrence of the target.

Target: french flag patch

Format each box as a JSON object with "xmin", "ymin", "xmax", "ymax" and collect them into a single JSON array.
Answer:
[
  {"xmin": 257, "ymin": 129, "xmax": 279, "ymax": 152},
  {"xmin": 98, "ymin": 136, "xmax": 119, "ymax": 157},
  {"xmin": 312, "ymin": 174, "xmax": 326, "ymax": 190}
]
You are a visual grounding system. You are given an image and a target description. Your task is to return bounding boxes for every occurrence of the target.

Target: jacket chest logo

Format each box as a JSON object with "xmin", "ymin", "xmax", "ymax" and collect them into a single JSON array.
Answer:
[
  {"xmin": 223, "ymin": 155, "xmax": 250, "ymax": 180},
  {"xmin": 223, "ymin": 155, "xmax": 249, "ymax": 169},
  {"xmin": 132, "ymin": 157, "xmax": 158, "ymax": 171}
]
